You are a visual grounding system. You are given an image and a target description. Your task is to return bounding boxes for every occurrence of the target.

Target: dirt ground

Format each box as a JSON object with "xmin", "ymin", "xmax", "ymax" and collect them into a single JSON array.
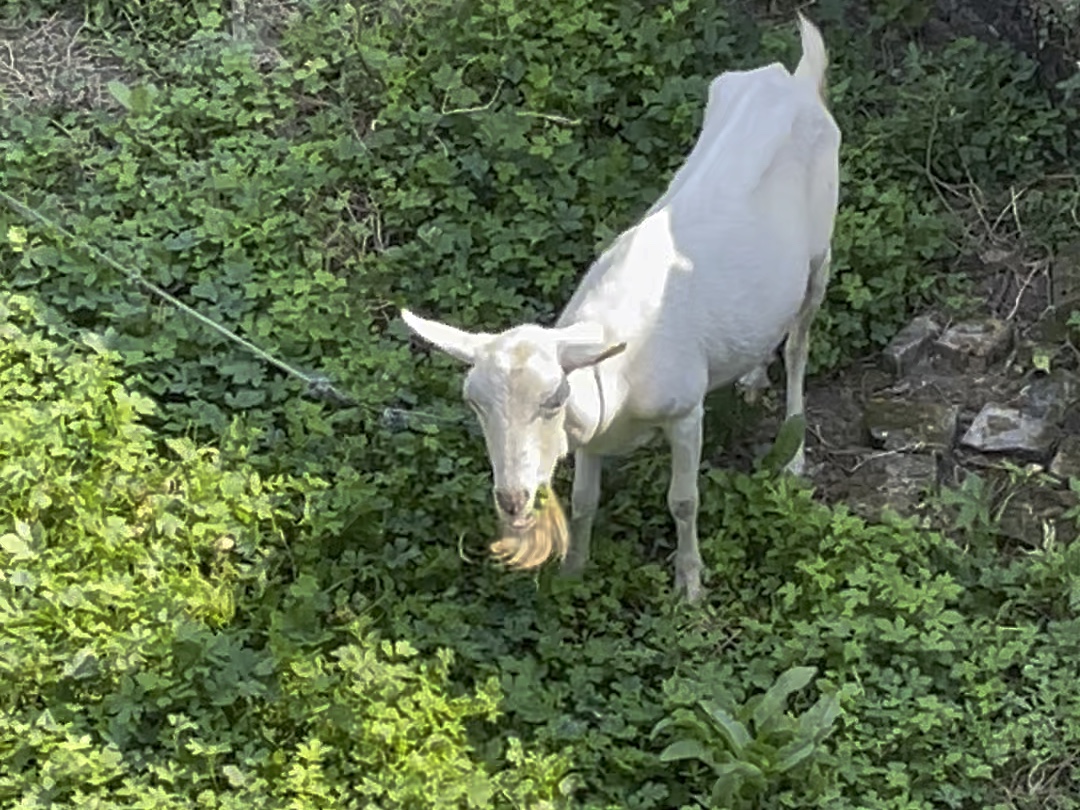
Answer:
[
  {"xmin": 709, "ymin": 237, "xmax": 1080, "ymax": 548},
  {"xmin": 0, "ymin": 12, "xmax": 127, "ymax": 109}
]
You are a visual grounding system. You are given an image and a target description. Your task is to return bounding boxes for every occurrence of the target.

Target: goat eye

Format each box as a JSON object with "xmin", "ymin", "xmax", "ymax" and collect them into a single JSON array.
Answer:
[{"xmin": 540, "ymin": 378, "xmax": 570, "ymax": 413}]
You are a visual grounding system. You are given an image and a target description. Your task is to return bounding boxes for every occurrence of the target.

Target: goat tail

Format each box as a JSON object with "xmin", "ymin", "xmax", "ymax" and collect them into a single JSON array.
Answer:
[{"xmin": 794, "ymin": 12, "xmax": 829, "ymax": 98}]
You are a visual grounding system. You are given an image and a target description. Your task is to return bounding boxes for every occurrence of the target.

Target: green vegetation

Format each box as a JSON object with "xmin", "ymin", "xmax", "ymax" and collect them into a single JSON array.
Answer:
[{"xmin": 1, "ymin": 0, "xmax": 1078, "ymax": 806}]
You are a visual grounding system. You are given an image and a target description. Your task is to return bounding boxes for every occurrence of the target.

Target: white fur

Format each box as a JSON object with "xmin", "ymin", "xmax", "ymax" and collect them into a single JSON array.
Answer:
[{"xmin": 402, "ymin": 14, "xmax": 840, "ymax": 602}]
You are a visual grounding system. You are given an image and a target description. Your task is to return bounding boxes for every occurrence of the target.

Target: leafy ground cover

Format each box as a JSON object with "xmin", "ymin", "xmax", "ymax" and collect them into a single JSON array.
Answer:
[{"xmin": 1, "ymin": 0, "xmax": 1078, "ymax": 807}]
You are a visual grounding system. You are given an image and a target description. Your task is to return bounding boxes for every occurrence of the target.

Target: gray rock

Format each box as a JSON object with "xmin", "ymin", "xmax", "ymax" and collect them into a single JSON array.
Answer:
[
  {"xmin": 960, "ymin": 404, "xmax": 1058, "ymax": 459},
  {"xmin": 934, "ymin": 319, "xmax": 1013, "ymax": 372},
  {"xmin": 1031, "ymin": 297, "xmax": 1080, "ymax": 343},
  {"xmin": 997, "ymin": 482, "xmax": 1079, "ymax": 546},
  {"xmin": 846, "ymin": 452, "xmax": 938, "ymax": 521},
  {"xmin": 1050, "ymin": 435, "xmax": 1080, "ymax": 478},
  {"xmin": 1050, "ymin": 239, "xmax": 1080, "ymax": 304},
  {"xmin": 881, "ymin": 315, "xmax": 941, "ymax": 376},
  {"xmin": 863, "ymin": 398, "xmax": 958, "ymax": 452},
  {"xmin": 1016, "ymin": 371, "xmax": 1079, "ymax": 421}
]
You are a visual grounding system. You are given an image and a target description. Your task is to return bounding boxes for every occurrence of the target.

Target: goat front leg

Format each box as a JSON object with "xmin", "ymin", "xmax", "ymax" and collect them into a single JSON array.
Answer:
[
  {"xmin": 562, "ymin": 448, "xmax": 601, "ymax": 577},
  {"xmin": 782, "ymin": 248, "xmax": 831, "ymax": 476},
  {"xmin": 664, "ymin": 405, "xmax": 705, "ymax": 603}
]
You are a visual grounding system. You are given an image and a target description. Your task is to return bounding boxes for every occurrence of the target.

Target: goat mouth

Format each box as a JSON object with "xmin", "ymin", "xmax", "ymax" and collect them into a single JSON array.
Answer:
[
  {"xmin": 501, "ymin": 513, "xmax": 537, "ymax": 532},
  {"xmin": 490, "ymin": 486, "xmax": 569, "ymax": 570}
]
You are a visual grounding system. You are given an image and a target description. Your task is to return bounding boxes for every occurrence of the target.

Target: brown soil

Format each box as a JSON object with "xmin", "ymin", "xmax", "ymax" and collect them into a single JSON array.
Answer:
[{"xmin": 0, "ymin": 13, "xmax": 128, "ymax": 109}]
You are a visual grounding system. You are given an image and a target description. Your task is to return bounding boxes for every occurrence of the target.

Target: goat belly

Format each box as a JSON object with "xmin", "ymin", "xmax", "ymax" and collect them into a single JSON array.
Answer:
[{"xmin": 698, "ymin": 318, "xmax": 791, "ymax": 389}]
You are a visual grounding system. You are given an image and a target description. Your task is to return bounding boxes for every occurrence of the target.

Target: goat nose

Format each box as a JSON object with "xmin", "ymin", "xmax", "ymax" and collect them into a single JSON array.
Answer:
[{"xmin": 495, "ymin": 488, "xmax": 530, "ymax": 517}]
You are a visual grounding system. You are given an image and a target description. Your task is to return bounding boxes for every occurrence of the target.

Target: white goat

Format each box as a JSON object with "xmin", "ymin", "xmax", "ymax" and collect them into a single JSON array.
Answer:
[{"xmin": 401, "ymin": 14, "xmax": 840, "ymax": 602}]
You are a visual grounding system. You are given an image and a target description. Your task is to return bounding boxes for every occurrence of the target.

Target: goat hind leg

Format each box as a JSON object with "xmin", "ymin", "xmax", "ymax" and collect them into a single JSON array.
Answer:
[
  {"xmin": 782, "ymin": 249, "xmax": 831, "ymax": 476},
  {"xmin": 736, "ymin": 361, "xmax": 773, "ymax": 405}
]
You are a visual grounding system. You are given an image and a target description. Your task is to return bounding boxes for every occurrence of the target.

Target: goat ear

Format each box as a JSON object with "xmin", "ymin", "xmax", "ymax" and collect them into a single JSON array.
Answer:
[
  {"xmin": 560, "ymin": 341, "xmax": 627, "ymax": 372},
  {"xmin": 555, "ymin": 323, "xmax": 627, "ymax": 372},
  {"xmin": 401, "ymin": 309, "xmax": 492, "ymax": 365}
]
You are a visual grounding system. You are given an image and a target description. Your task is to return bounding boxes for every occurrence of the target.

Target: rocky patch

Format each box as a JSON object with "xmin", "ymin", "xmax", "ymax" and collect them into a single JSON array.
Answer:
[{"xmin": 708, "ymin": 280, "xmax": 1080, "ymax": 547}]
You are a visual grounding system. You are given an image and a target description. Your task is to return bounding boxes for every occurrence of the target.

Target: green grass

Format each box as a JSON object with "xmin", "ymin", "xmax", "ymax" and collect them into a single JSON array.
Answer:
[{"xmin": 1, "ymin": 0, "xmax": 1078, "ymax": 806}]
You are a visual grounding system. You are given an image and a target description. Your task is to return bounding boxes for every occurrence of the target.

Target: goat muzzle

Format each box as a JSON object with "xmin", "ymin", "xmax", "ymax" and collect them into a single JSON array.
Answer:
[{"xmin": 490, "ymin": 487, "xmax": 569, "ymax": 570}]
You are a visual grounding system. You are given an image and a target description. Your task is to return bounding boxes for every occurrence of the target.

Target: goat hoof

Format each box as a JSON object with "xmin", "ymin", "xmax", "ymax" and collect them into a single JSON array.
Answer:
[
  {"xmin": 738, "ymin": 388, "xmax": 761, "ymax": 406},
  {"xmin": 784, "ymin": 448, "xmax": 809, "ymax": 478},
  {"xmin": 675, "ymin": 570, "xmax": 704, "ymax": 604},
  {"xmin": 785, "ymin": 456, "xmax": 823, "ymax": 480}
]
